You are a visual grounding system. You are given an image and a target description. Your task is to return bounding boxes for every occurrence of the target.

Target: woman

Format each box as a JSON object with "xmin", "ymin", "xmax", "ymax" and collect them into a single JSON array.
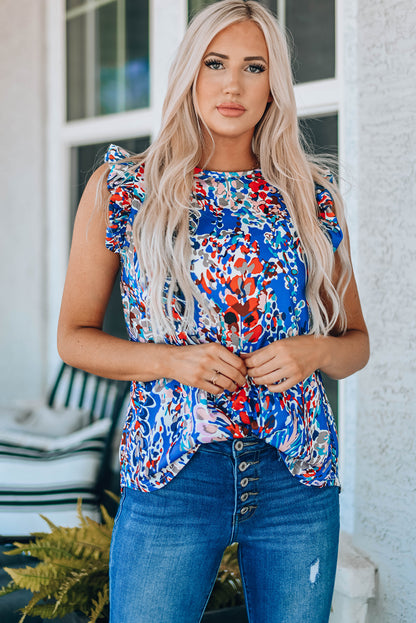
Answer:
[{"xmin": 58, "ymin": 1, "xmax": 369, "ymax": 621}]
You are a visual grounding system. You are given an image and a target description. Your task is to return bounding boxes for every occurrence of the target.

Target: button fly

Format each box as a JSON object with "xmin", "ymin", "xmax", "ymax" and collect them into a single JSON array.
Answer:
[
  {"xmin": 240, "ymin": 492, "xmax": 249, "ymax": 502},
  {"xmin": 241, "ymin": 506, "xmax": 249, "ymax": 515},
  {"xmin": 235, "ymin": 440, "xmax": 244, "ymax": 451},
  {"xmin": 240, "ymin": 477, "xmax": 249, "ymax": 487},
  {"xmin": 238, "ymin": 461, "xmax": 248, "ymax": 472}
]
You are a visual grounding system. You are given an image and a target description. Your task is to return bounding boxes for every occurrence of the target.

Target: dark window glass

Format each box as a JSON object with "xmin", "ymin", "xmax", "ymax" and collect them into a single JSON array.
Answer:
[
  {"xmin": 66, "ymin": 14, "xmax": 87, "ymax": 120},
  {"xmin": 299, "ymin": 113, "xmax": 338, "ymax": 157},
  {"xmin": 70, "ymin": 137, "xmax": 150, "ymax": 338},
  {"xmin": 259, "ymin": 0, "xmax": 277, "ymax": 14},
  {"xmin": 286, "ymin": 0, "xmax": 335, "ymax": 83},
  {"xmin": 96, "ymin": 2, "xmax": 118, "ymax": 115},
  {"xmin": 188, "ymin": 0, "xmax": 276, "ymax": 20},
  {"xmin": 125, "ymin": 0, "xmax": 150, "ymax": 110},
  {"xmin": 66, "ymin": 0, "xmax": 86, "ymax": 10},
  {"xmin": 66, "ymin": 1, "xmax": 149, "ymax": 121},
  {"xmin": 188, "ymin": 0, "xmax": 216, "ymax": 20}
]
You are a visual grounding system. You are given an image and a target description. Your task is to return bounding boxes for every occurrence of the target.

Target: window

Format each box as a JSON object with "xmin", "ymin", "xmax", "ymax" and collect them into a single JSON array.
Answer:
[
  {"xmin": 284, "ymin": 0, "xmax": 335, "ymax": 83},
  {"xmin": 66, "ymin": 0, "xmax": 149, "ymax": 121}
]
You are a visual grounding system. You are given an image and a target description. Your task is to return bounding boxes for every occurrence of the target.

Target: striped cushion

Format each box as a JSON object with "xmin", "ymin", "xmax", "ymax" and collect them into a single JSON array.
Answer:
[
  {"xmin": 0, "ymin": 404, "xmax": 89, "ymax": 438},
  {"xmin": 0, "ymin": 419, "xmax": 111, "ymax": 537}
]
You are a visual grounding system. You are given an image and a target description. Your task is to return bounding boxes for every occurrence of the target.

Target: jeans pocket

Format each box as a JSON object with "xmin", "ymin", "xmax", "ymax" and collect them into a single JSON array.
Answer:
[{"xmin": 112, "ymin": 488, "xmax": 127, "ymax": 530}]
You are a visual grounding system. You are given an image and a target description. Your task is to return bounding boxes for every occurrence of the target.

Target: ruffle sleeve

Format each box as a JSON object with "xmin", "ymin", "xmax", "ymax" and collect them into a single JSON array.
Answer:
[
  {"xmin": 315, "ymin": 180, "xmax": 343, "ymax": 252},
  {"xmin": 104, "ymin": 144, "xmax": 145, "ymax": 254}
]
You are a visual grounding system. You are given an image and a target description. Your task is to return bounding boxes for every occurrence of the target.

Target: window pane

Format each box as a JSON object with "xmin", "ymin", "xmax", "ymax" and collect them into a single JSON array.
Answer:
[
  {"xmin": 260, "ymin": 0, "xmax": 277, "ymax": 13},
  {"xmin": 66, "ymin": 0, "xmax": 86, "ymax": 10},
  {"xmin": 286, "ymin": 0, "xmax": 335, "ymax": 83},
  {"xmin": 188, "ymin": 0, "xmax": 215, "ymax": 20},
  {"xmin": 66, "ymin": 14, "xmax": 87, "ymax": 121},
  {"xmin": 188, "ymin": 0, "xmax": 276, "ymax": 20},
  {"xmin": 96, "ymin": 2, "xmax": 118, "ymax": 115},
  {"xmin": 70, "ymin": 137, "xmax": 150, "ymax": 338},
  {"xmin": 299, "ymin": 113, "xmax": 338, "ymax": 157},
  {"xmin": 125, "ymin": 0, "xmax": 150, "ymax": 110},
  {"xmin": 66, "ymin": 0, "xmax": 149, "ymax": 120}
]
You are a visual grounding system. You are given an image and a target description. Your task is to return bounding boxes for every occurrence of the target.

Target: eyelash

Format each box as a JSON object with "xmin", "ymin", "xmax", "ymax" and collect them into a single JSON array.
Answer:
[{"xmin": 204, "ymin": 59, "xmax": 266, "ymax": 74}]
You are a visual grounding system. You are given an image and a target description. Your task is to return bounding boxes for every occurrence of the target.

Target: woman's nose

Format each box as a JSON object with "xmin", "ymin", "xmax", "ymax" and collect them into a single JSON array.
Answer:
[{"xmin": 223, "ymin": 70, "xmax": 241, "ymax": 95}]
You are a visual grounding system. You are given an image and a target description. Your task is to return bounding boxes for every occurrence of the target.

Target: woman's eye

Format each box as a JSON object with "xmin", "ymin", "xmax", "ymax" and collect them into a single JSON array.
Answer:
[
  {"xmin": 246, "ymin": 63, "xmax": 266, "ymax": 74},
  {"xmin": 204, "ymin": 59, "xmax": 223, "ymax": 70}
]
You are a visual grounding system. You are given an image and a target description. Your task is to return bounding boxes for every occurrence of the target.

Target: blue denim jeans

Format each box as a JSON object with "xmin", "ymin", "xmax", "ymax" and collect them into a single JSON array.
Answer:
[{"xmin": 109, "ymin": 437, "xmax": 340, "ymax": 623}]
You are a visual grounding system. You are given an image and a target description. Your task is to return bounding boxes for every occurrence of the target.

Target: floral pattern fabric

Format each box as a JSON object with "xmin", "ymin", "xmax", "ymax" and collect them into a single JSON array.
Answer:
[{"xmin": 104, "ymin": 144, "xmax": 343, "ymax": 492}]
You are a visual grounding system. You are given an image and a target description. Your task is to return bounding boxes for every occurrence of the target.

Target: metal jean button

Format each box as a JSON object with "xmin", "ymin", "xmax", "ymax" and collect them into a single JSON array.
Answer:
[
  {"xmin": 240, "ymin": 477, "xmax": 249, "ymax": 487},
  {"xmin": 238, "ymin": 461, "xmax": 248, "ymax": 472},
  {"xmin": 235, "ymin": 440, "xmax": 244, "ymax": 451},
  {"xmin": 240, "ymin": 492, "xmax": 249, "ymax": 502},
  {"xmin": 241, "ymin": 506, "xmax": 249, "ymax": 515}
]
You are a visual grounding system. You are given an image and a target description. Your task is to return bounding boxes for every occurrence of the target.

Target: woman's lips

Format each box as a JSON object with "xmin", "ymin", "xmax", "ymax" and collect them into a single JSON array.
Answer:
[{"xmin": 216, "ymin": 103, "xmax": 246, "ymax": 117}]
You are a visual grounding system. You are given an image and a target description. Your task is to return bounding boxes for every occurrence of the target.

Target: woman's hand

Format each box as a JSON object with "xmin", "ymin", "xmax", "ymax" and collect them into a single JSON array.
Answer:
[
  {"xmin": 242, "ymin": 335, "xmax": 323, "ymax": 393},
  {"xmin": 166, "ymin": 342, "xmax": 248, "ymax": 395}
]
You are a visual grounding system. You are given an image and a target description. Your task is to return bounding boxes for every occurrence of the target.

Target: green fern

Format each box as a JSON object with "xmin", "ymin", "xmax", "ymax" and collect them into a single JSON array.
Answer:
[
  {"xmin": 0, "ymin": 499, "xmax": 244, "ymax": 621},
  {"xmin": 0, "ymin": 499, "xmax": 111, "ymax": 622},
  {"xmin": 205, "ymin": 542, "xmax": 244, "ymax": 611},
  {"xmin": 89, "ymin": 585, "xmax": 109, "ymax": 623}
]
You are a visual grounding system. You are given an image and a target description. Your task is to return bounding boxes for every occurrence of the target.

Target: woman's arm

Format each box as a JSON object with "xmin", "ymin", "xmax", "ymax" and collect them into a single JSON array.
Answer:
[
  {"xmin": 57, "ymin": 165, "xmax": 247, "ymax": 393},
  {"xmin": 243, "ymin": 238, "xmax": 369, "ymax": 393}
]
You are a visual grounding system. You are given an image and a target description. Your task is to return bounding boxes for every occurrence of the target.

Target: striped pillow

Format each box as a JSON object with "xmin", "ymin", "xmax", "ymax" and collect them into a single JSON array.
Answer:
[{"xmin": 0, "ymin": 418, "xmax": 111, "ymax": 538}]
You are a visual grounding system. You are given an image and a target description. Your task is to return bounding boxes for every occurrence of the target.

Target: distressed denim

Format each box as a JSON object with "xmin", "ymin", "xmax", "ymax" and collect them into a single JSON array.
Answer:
[{"xmin": 110, "ymin": 437, "xmax": 340, "ymax": 623}]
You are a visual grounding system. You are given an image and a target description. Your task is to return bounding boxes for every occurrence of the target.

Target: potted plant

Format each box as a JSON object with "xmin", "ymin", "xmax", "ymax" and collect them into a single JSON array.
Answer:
[{"xmin": 0, "ymin": 500, "xmax": 247, "ymax": 623}]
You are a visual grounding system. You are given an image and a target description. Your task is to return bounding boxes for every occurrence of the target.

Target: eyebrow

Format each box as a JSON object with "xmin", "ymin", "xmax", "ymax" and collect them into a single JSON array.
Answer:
[{"xmin": 204, "ymin": 51, "xmax": 268, "ymax": 63}]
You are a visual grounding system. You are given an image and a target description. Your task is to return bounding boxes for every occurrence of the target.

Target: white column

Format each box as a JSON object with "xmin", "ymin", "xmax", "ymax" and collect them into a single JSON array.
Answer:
[{"xmin": 150, "ymin": 0, "xmax": 188, "ymax": 138}]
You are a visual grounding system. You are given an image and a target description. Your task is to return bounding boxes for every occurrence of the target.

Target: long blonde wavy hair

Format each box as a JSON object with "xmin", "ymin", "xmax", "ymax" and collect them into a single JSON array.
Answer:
[{"xmin": 108, "ymin": 0, "xmax": 351, "ymax": 340}]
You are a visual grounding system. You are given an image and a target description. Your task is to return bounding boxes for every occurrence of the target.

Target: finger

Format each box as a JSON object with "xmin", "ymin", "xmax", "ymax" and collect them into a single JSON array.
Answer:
[
  {"xmin": 206, "ymin": 381, "xmax": 223, "ymax": 396},
  {"xmin": 207, "ymin": 371, "xmax": 238, "ymax": 393},
  {"xmin": 250, "ymin": 369, "xmax": 286, "ymax": 386},
  {"xmin": 205, "ymin": 371, "xmax": 241, "ymax": 394},
  {"xmin": 266, "ymin": 377, "xmax": 294, "ymax": 393},
  {"xmin": 247, "ymin": 357, "xmax": 284, "ymax": 379},
  {"xmin": 215, "ymin": 361, "xmax": 247, "ymax": 388},
  {"xmin": 218, "ymin": 350, "xmax": 247, "ymax": 377},
  {"xmin": 203, "ymin": 343, "xmax": 247, "ymax": 377},
  {"xmin": 243, "ymin": 348, "xmax": 276, "ymax": 370},
  {"xmin": 210, "ymin": 372, "xmax": 234, "ymax": 392}
]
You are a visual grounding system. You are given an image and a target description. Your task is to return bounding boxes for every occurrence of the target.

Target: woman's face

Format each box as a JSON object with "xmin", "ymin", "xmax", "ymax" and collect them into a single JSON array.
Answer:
[{"xmin": 195, "ymin": 20, "xmax": 272, "ymax": 145}]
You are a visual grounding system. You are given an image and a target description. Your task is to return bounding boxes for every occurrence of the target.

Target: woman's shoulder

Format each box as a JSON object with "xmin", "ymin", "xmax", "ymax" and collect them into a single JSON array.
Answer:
[
  {"xmin": 314, "ymin": 175, "xmax": 344, "ymax": 252},
  {"xmin": 104, "ymin": 144, "xmax": 145, "ymax": 198},
  {"xmin": 104, "ymin": 145, "xmax": 145, "ymax": 254},
  {"xmin": 104, "ymin": 143, "xmax": 138, "ymax": 165}
]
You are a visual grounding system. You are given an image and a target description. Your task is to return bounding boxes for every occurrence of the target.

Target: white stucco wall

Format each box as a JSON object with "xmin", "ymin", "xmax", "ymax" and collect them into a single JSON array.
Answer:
[
  {"xmin": 0, "ymin": 0, "xmax": 47, "ymax": 402},
  {"xmin": 342, "ymin": 0, "xmax": 416, "ymax": 621}
]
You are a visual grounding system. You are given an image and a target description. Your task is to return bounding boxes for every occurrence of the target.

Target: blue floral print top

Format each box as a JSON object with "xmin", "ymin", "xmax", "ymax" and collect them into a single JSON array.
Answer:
[{"xmin": 104, "ymin": 144, "xmax": 343, "ymax": 492}]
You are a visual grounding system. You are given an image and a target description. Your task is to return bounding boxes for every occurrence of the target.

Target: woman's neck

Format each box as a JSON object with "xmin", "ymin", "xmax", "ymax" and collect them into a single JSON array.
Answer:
[{"xmin": 199, "ymin": 136, "xmax": 258, "ymax": 172}]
